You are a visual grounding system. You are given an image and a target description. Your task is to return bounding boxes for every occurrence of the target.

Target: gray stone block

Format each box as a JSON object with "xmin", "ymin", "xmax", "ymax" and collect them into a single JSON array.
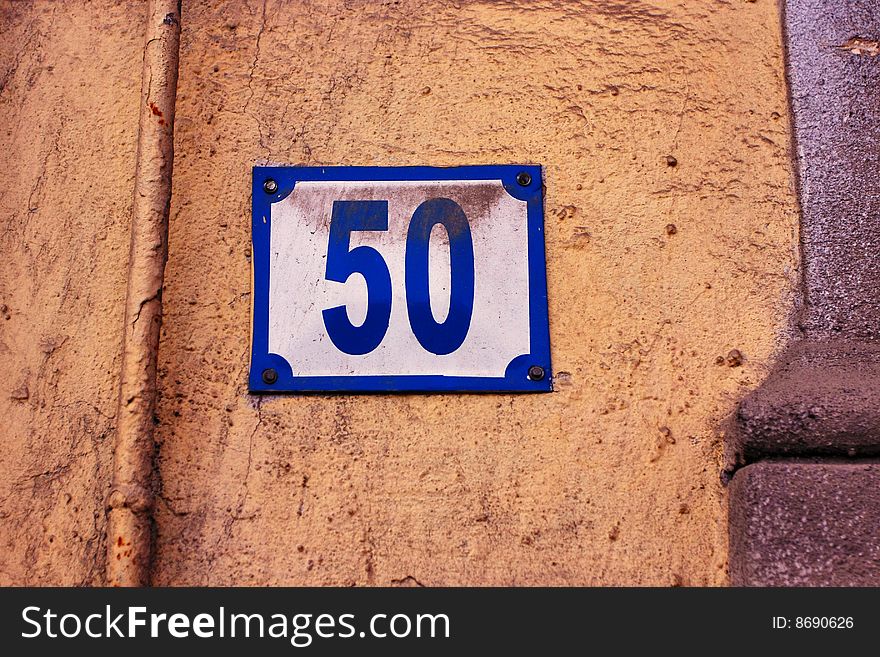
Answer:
[{"xmin": 729, "ymin": 462, "xmax": 880, "ymax": 586}]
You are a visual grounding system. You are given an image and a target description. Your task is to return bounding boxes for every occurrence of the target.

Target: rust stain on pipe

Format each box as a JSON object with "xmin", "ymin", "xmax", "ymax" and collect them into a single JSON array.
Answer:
[{"xmin": 107, "ymin": 0, "xmax": 181, "ymax": 587}]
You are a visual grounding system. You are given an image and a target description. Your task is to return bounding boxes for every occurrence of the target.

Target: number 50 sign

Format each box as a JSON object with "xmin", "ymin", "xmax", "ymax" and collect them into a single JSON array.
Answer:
[{"xmin": 249, "ymin": 166, "xmax": 551, "ymax": 393}]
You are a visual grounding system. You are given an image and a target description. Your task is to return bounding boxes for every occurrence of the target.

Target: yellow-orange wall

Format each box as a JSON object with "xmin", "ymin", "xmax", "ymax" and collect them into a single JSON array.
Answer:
[{"xmin": 1, "ymin": 0, "xmax": 799, "ymax": 586}]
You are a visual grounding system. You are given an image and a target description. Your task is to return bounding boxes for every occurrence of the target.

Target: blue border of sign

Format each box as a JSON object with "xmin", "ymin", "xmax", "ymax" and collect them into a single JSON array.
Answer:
[{"xmin": 249, "ymin": 165, "xmax": 552, "ymax": 393}]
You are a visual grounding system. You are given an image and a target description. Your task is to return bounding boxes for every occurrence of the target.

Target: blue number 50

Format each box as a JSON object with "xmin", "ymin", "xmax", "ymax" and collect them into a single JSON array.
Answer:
[{"xmin": 322, "ymin": 197, "xmax": 475, "ymax": 356}]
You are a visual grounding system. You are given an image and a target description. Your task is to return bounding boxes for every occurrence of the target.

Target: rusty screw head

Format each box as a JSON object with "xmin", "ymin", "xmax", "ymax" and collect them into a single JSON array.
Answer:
[
  {"xmin": 262, "ymin": 368, "xmax": 278, "ymax": 384},
  {"xmin": 527, "ymin": 365, "xmax": 545, "ymax": 381},
  {"xmin": 516, "ymin": 171, "xmax": 532, "ymax": 187},
  {"xmin": 263, "ymin": 178, "xmax": 278, "ymax": 194}
]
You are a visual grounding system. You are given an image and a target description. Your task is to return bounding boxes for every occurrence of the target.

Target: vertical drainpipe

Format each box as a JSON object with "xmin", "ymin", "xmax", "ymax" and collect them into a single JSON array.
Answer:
[
  {"xmin": 727, "ymin": 0, "xmax": 880, "ymax": 585},
  {"xmin": 107, "ymin": 0, "xmax": 181, "ymax": 587}
]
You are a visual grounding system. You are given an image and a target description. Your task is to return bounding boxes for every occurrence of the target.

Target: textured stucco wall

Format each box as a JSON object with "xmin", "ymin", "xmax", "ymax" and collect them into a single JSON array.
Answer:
[
  {"xmin": 0, "ymin": 1, "xmax": 145, "ymax": 585},
  {"xmin": 1, "ymin": 0, "xmax": 800, "ymax": 586},
  {"xmin": 152, "ymin": 0, "xmax": 798, "ymax": 586}
]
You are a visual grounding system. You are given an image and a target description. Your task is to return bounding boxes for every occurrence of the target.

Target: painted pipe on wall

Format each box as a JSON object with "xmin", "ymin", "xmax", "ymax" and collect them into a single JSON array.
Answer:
[{"xmin": 107, "ymin": 0, "xmax": 181, "ymax": 587}]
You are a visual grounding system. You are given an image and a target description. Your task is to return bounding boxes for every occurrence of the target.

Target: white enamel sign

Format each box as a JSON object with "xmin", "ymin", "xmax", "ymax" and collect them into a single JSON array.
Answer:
[{"xmin": 249, "ymin": 166, "xmax": 551, "ymax": 392}]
